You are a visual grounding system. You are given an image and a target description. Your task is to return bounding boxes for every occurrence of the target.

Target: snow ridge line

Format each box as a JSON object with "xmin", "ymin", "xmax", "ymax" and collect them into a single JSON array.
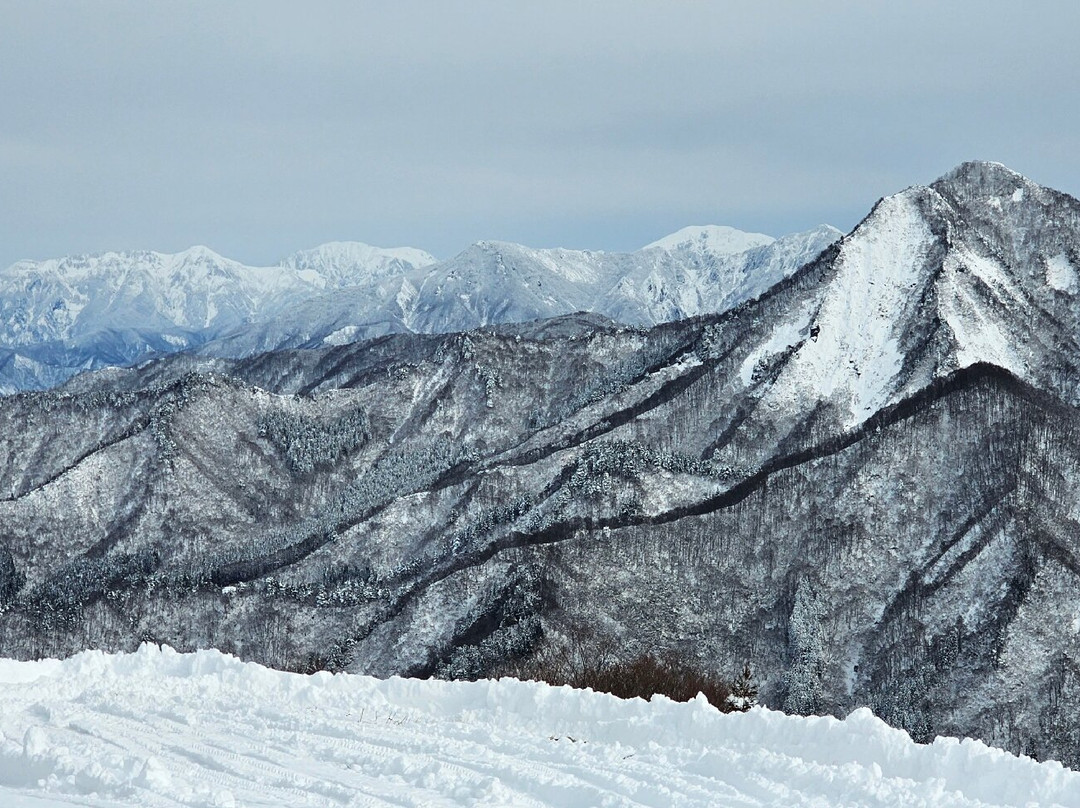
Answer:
[{"xmin": 0, "ymin": 645, "xmax": 1077, "ymax": 808}]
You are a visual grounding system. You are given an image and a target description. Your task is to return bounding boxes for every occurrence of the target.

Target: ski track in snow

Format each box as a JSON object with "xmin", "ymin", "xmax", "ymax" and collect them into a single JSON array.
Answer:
[{"xmin": 0, "ymin": 647, "xmax": 1076, "ymax": 807}]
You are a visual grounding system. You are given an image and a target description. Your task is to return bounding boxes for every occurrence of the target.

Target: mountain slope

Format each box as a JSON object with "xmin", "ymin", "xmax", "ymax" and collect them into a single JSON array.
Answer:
[
  {"xmin": 0, "ymin": 162, "xmax": 1078, "ymax": 765},
  {"xmin": 280, "ymin": 240, "xmax": 438, "ymax": 286},
  {"xmin": 703, "ymin": 161, "xmax": 1080, "ymax": 476}
]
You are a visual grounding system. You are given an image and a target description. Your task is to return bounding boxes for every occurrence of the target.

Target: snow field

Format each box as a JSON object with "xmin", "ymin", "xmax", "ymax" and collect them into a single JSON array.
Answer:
[{"xmin": 0, "ymin": 645, "xmax": 1076, "ymax": 807}]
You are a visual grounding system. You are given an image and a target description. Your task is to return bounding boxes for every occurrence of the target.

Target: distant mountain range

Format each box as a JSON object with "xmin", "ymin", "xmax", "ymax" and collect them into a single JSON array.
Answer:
[
  {"xmin": 0, "ymin": 242, "xmax": 438, "ymax": 392},
  {"xmin": 0, "ymin": 225, "xmax": 840, "ymax": 392}
]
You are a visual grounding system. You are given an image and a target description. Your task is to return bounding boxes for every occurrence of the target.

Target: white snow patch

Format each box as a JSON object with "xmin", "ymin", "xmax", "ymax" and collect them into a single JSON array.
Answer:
[
  {"xmin": 939, "ymin": 250, "xmax": 1025, "ymax": 375},
  {"xmin": 321, "ymin": 325, "xmax": 363, "ymax": 346},
  {"xmin": 740, "ymin": 299, "xmax": 817, "ymax": 386},
  {"xmin": 0, "ymin": 646, "xmax": 1076, "ymax": 807},
  {"xmin": 395, "ymin": 276, "xmax": 418, "ymax": 312},
  {"xmin": 755, "ymin": 192, "xmax": 933, "ymax": 427},
  {"xmin": 11, "ymin": 354, "xmax": 38, "ymax": 372},
  {"xmin": 1046, "ymin": 253, "xmax": 1078, "ymax": 293},
  {"xmin": 1012, "ymin": 187, "xmax": 1025, "ymax": 203},
  {"xmin": 159, "ymin": 334, "xmax": 189, "ymax": 349}
]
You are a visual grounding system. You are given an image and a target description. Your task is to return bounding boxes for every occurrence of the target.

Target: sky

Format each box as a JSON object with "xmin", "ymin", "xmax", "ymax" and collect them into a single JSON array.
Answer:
[{"xmin": 2, "ymin": 1, "xmax": 1078, "ymax": 267}]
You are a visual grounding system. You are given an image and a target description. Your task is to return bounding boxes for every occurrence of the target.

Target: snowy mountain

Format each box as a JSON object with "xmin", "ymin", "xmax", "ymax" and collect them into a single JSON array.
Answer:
[
  {"xmin": 1, "ymin": 645, "xmax": 1076, "ymax": 808},
  {"xmin": 0, "ymin": 226, "xmax": 839, "ymax": 392},
  {"xmin": 279, "ymin": 240, "xmax": 438, "ymax": 286},
  {"xmin": 203, "ymin": 225, "xmax": 840, "ymax": 357},
  {"xmin": 2, "ymin": 162, "xmax": 1080, "ymax": 767},
  {"xmin": 705, "ymin": 161, "xmax": 1080, "ymax": 472},
  {"xmin": 0, "ymin": 242, "xmax": 438, "ymax": 393},
  {"xmin": 642, "ymin": 223, "xmax": 775, "ymax": 253}
]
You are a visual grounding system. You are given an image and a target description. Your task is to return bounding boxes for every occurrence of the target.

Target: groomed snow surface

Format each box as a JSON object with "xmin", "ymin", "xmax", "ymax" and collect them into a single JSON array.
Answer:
[{"xmin": 0, "ymin": 647, "xmax": 1076, "ymax": 808}]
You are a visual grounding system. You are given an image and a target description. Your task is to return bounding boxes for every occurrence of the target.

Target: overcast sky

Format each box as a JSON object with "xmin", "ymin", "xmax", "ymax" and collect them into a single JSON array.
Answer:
[{"xmin": 2, "ymin": 1, "xmax": 1078, "ymax": 266}]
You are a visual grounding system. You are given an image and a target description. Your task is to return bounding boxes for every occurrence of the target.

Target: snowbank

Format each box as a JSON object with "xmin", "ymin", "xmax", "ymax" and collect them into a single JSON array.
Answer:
[{"xmin": 0, "ymin": 645, "xmax": 1075, "ymax": 807}]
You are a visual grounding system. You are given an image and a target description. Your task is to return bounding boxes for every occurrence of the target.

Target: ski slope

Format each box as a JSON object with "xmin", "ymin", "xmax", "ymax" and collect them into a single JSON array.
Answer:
[{"xmin": 0, "ymin": 647, "xmax": 1075, "ymax": 807}]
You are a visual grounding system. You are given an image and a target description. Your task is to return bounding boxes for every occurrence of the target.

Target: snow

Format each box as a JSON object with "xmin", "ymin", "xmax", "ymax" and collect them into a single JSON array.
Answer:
[
  {"xmin": 0, "ymin": 647, "xmax": 1075, "ymax": 808},
  {"xmin": 643, "ymin": 225, "xmax": 775, "ymax": 255},
  {"xmin": 807, "ymin": 192, "xmax": 931, "ymax": 421},
  {"xmin": 280, "ymin": 241, "xmax": 438, "ymax": 283},
  {"xmin": 739, "ymin": 299, "xmax": 816, "ymax": 386},
  {"xmin": 321, "ymin": 325, "xmax": 363, "ymax": 346},
  {"xmin": 0, "ymin": 226, "xmax": 839, "ymax": 392},
  {"xmin": 940, "ymin": 249, "xmax": 1025, "ymax": 374},
  {"xmin": 750, "ymin": 192, "xmax": 932, "ymax": 427},
  {"xmin": 0, "ymin": 241, "xmax": 436, "ymax": 348},
  {"xmin": 1046, "ymin": 253, "xmax": 1078, "ymax": 293}
]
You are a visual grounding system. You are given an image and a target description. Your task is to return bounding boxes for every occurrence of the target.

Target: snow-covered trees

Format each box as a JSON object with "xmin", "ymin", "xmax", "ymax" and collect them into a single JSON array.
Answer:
[
  {"xmin": 259, "ymin": 407, "xmax": 370, "ymax": 474},
  {"xmin": 783, "ymin": 582, "xmax": 828, "ymax": 716},
  {"xmin": 0, "ymin": 548, "xmax": 23, "ymax": 606}
]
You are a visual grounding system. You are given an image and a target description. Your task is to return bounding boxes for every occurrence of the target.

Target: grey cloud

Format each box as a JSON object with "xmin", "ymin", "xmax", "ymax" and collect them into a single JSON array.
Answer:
[{"xmin": 1, "ymin": 1, "xmax": 1078, "ymax": 266}]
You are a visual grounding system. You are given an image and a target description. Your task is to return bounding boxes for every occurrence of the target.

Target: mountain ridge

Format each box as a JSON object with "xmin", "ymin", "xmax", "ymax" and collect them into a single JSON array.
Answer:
[
  {"xmin": 2, "ymin": 161, "xmax": 1080, "ymax": 766},
  {"xmin": 0, "ymin": 226, "xmax": 840, "ymax": 393}
]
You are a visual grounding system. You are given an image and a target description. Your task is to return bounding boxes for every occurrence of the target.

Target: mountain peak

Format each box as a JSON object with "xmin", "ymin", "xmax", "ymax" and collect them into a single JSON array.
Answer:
[
  {"xmin": 931, "ymin": 161, "xmax": 1033, "ymax": 198},
  {"xmin": 281, "ymin": 242, "xmax": 436, "ymax": 275},
  {"xmin": 745, "ymin": 159, "xmax": 1080, "ymax": 432},
  {"xmin": 173, "ymin": 244, "xmax": 228, "ymax": 262},
  {"xmin": 643, "ymin": 225, "xmax": 775, "ymax": 255},
  {"xmin": 796, "ymin": 224, "xmax": 845, "ymax": 242}
]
